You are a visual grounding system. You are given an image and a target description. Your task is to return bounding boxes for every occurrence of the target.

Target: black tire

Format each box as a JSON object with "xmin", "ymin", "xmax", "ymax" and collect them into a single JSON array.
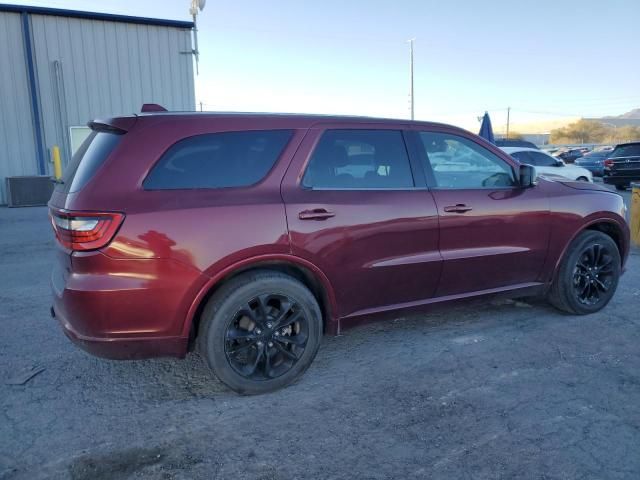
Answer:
[
  {"xmin": 576, "ymin": 176, "xmax": 589, "ymax": 182},
  {"xmin": 198, "ymin": 270, "xmax": 322, "ymax": 395},
  {"xmin": 548, "ymin": 231, "xmax": 621, "ymax": 315},
  {"xmin": 615, "ymin": 185, "xmax": 627, "ymax": 191}
]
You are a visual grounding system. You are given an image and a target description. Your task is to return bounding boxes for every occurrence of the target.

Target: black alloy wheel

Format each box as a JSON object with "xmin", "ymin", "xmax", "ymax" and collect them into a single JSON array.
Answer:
[
  {"xmin": 224, "ymin": 294, "xmax": 309, "ymax": 380},
  {"xmin": 198, "ymin": 271, "xmax": 322, "ymax": 395},
  {"xmin": 548, "ymin": 230, "xmax": 621, "ymax": 315},
  {"xmin": 572, "ymin": 243, "xmax": 615, "ymax": 306}
]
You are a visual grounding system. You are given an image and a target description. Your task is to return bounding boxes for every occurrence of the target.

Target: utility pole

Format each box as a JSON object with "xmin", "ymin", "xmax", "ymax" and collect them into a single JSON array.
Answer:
[
  {"xmin": 189, "ymin": 0, "xmax": 206, "ymax": 75},
  {"xmin": 506, "ymin": 107, "xmax": 511, "ymax": 139},
  {"xmin": 408, "ymin": 38, "xmax": 415, "ymax": 120}
]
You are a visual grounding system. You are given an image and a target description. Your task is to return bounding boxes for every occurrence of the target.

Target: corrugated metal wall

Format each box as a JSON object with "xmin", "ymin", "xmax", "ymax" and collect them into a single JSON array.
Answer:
[
  {"xmin": 0, "ymin": 11, "xmax": 195, "ymax": 204},
  {"xmin": 30, "ymin": 14, "xmax": 195, "ymax": 170},
  {"xmin": 0, "ymin": 12, "xmax": 39, "ymax": 203}
]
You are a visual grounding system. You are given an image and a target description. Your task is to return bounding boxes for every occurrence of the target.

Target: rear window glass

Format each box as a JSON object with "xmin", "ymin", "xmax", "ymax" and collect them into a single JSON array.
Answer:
[
  {"xmin": 611, "ymin": 144, "xmax": 640, "ymax": 158},
  {"xmin": 144, "ymin": 130, "xmax": 292, "ymax": 190},
  {"xmin": 509, "ymin": 151, "xmax": 533, "ymax": 164},
  {"xmin": 528, "ymin": 152, "xmax": 558, "ymax": 167},
  {"xmin": 61, "ymin": 131, "xmax": 122, "ymax": 193}
]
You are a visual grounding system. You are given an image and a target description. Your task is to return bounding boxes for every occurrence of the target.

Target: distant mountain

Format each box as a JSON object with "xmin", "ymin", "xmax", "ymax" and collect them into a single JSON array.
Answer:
[{"xmin": 604, "ymin": 108, "xmax": 640, "ymax": 119}]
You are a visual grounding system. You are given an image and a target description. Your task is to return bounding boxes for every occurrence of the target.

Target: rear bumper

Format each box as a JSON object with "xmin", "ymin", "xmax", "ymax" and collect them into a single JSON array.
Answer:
[
  {"xmin": 51, "ymin": 250, "xmax": 205, "ymax": 360},
  {"xmin": 51, "ymin": 305, "xmax": 187, "ymax": 359}
]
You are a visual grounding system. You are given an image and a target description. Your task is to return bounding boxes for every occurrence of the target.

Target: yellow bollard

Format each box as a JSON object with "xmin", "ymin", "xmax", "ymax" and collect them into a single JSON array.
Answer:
[
  {"xmin": 52, "ymin": 145, "xmax": 63, "ymax": 181},
  {"xmin": 632, "ymin": 183, "xmax": 640, "ymax": 247}
]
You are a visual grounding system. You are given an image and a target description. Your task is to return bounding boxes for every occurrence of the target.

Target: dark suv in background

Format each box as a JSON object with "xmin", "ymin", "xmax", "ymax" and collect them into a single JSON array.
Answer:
[
  {"xmin": 603, "ymin": 142, "xmax": 640, "ymax": 190},
  {"xmin": 49, "ymin": 109, "xmax": 630, "ymax": 394}
]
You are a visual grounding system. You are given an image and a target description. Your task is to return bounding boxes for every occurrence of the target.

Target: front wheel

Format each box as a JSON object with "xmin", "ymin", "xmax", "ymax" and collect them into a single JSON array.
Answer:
[
  {"xmin": 576, "ymin": 176, "xmax": 589, "ymax": 182},
  {"xmin": 198, "ymin": 271, "xmax": 323, "ymax": 395},
  {"xmin": 548, "ymin": 231, "xmax": 621, "ymax": 315},
  {"xmin": 615, "ymin": 185, "xmax": 627, "ymax": 191}
]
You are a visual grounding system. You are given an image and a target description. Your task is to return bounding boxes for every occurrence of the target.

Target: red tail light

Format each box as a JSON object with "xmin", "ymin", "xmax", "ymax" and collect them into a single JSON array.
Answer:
[
  {"xmin": 49, "ymin": 209, "xmax": 124, "ymax": 251},
  {"xmin": 604, "ymin": 159, "xmax": 614, "ymax": 168}
]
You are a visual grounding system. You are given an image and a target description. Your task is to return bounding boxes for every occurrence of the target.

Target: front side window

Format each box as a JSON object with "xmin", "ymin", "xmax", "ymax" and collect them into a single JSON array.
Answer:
[
  {"xmin": 144, "ymin": 130, "xmax": 292, "ymax": 190},
  {"xmin": 418, "ymin": 132, "xmax": 516, "ymax": 189},
  {"xmin": 302, "ymin": 130, "xmax": 414, "ymax": 189}
]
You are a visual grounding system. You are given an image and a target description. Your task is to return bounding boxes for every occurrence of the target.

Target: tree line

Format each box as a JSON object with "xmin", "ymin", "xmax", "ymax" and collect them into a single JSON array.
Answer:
[{"xmin": 550, "ymin": 119, "xmax": 640, "ymax": 144}]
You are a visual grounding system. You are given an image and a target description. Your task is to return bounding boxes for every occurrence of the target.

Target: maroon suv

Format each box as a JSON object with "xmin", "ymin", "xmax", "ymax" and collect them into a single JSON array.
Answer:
[{"xmin": 49, "ymin": 111, "xmax": 630, "ymax": 394}]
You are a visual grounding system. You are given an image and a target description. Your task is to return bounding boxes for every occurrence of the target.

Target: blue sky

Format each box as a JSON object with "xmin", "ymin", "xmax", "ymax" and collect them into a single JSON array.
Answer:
[{"xmin": 7, "ymin": 0, "xmax": 640, "ymax": 130}]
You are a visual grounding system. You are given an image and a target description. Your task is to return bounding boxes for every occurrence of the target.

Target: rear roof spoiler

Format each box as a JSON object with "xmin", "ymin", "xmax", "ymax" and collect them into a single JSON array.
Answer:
[
  {"xmin": 88, "ymin": 116, "xmax": 137, "ymax": 134},
  {"xmin": 141, "ymin": 103, "xmax": 167, "ymax": 112}
]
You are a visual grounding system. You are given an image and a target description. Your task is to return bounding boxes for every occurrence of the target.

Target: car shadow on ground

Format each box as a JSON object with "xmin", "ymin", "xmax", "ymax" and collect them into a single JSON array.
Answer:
[{"xmin": 63, "ymin": 295, "xmax": 561, "ymax": 400}]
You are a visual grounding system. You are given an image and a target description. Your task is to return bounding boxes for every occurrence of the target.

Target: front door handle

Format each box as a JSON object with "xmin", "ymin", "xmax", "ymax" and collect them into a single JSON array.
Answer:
[
  {"xmin": 443, "ymin": 204, "xmax": 473, "ymax": 213},
  {"xmin": 299, "ymin": 209, "xmax": 336, "ymax": 220}
]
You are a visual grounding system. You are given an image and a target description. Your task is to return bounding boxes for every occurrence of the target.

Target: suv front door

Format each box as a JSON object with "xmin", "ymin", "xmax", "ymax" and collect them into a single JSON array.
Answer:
[
  {"xmin": 408, "ymin": 128, "xmax": 550, "ymax": 297},
  {"xmin": 281, "ymin": 125, "xmax": 442, "ymax": 320}
]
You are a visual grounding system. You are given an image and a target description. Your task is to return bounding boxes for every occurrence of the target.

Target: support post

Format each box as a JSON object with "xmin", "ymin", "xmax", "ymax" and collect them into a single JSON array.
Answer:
[{"xmin": 52, "ymin": 146, "xmax": 62, "ymax": 180}]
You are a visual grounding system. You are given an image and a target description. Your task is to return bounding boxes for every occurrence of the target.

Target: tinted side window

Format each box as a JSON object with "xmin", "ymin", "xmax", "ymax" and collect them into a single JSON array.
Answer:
[
  {"xmin": 302, "ymin": 130, "xmax": 414, "ymax": 189},
  {"xmin": 419, "ymin": 132, "xmax": 516, "ymax": 189},
  {"xmin": 144, "ymin": 130, "xmax": 292, "ymax": 190}
]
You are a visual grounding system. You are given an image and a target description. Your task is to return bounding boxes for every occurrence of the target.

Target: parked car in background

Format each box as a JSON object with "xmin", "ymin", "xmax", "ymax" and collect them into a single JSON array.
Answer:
[
  {"xmin": 502, "ymin": 147, "xmax": 593, "ymax": 182},
  {"xmin": 603, "ymin": 142, "xmax": 640, "ymax": 190},
  {"xmin": 575, "ymin": 150, "xmax": 611, "ymax": 177},
  {"xmin": 495, "ymin": 139, "xmax": 538, "ymax": 149},
  {"xmin": 49, "ymin": 110, "xmax": 629, "ymax": 394},
  {"xmin": 555, "ymin": 148, "xmax": 584, "ymax": 163},
  {"xmin": 594, "ymin": 146, "xmax": 614, "ymax": 153}
]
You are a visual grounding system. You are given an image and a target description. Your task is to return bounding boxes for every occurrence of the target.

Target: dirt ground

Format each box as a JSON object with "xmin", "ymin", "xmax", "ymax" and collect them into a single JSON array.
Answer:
[{"xmin": 1, "ymin": 193, "xmax": 638, "ymax": 479}]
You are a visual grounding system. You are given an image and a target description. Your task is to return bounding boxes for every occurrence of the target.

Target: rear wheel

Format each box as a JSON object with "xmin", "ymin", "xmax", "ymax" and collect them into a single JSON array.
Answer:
[
  {"xmin": 198, "ymin": 271, "xmax": 322, "ymax": 395},
  {"xmin": 548, "ymin": 231, "xmax": 621, "ymax": 315}
]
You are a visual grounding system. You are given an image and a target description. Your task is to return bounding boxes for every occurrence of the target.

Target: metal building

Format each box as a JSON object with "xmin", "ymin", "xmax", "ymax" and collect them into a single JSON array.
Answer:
[{"xmin": 0, "ymin": 4, "xmax": 195, "ymax": 204}]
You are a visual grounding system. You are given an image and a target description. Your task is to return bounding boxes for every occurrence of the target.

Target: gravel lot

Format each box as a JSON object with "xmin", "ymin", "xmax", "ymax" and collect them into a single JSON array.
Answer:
[{"xmin": 1, "ymin": 188, "xmax": 638, "ymax": 480}]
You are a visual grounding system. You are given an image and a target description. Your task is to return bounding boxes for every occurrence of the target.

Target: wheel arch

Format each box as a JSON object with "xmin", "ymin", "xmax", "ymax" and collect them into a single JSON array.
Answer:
[
  {"xmin": 184, "ymin": 255, "xmax": 338, "ymax": 348},
  {"xmin": 584, "ymin": 221, "xmax": 626, "ymax": 259},
  {"xmin": 551, "ymin": 217, "xmax": 629, "ymax": 282}
]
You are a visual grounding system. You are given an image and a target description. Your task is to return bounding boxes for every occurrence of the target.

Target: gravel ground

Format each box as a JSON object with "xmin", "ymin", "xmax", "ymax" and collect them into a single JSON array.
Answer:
[{"xmin": 1, "ymin": 189, "xmax": 638, "ymax": 480}]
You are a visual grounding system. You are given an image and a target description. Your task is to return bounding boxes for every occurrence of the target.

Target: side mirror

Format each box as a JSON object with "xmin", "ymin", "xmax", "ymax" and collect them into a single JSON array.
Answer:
[
  {"xmin": 519, "ymin": 164, "xmax": 537, "ymax": 188},
  {"xmin": 555, "ymin": 160, "xmax": 565, "ymax": 167}
]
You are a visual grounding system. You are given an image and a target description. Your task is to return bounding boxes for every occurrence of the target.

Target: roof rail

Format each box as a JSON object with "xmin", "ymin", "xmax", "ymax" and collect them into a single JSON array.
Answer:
[{"xmin": 141, "ymin": 103, "xmax": 167, "ymax": 113}]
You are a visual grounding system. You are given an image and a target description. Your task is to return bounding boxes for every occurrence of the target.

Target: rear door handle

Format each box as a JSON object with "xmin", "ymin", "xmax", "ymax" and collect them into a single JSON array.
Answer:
[
  {"xmin": 298, "ymin": 209, "xmax": 336, "ymax": 220},
  {"xmin": 443, "ymin": 204, "xmax": 473, "ymax": 213}
]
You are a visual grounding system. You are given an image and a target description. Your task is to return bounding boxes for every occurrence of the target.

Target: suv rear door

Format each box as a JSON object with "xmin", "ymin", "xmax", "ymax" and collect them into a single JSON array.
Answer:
[{"xmin": 281, "ymin": 124, "xmax": 442, "ymax": 320}]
